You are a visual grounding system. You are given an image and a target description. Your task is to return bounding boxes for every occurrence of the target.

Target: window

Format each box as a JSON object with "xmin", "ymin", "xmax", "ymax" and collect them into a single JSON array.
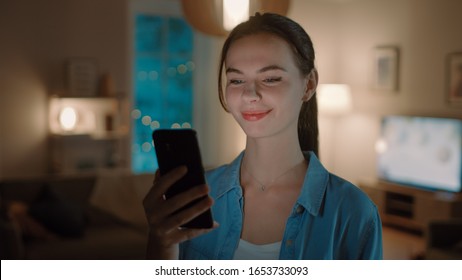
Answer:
[{"xmin": 131, "ymin": 14, "xmax": 194, "ymax": 173}]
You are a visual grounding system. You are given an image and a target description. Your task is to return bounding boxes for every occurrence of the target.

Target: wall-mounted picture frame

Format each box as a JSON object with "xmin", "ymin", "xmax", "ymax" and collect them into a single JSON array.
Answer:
[
  {"xmin": 373, "ymin": 46, "xmax": 399, "ymax": 91},
  {"xmin": 447, "ymin": 52, "xmax": 462, "ymax": 104},
  {"xmin": 67, "ymin": 58, "xmax": 98, "ymax": 97}
]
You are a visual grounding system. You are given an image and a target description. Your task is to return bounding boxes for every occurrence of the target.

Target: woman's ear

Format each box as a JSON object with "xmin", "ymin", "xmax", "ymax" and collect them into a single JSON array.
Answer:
[{"xmin": 302, "ymin": 69, "xmax": 319, "ymax": 102}]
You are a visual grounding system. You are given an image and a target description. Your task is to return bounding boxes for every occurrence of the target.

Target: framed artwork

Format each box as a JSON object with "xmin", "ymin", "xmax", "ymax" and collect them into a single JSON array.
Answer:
[
  {"xmin": 447, "ymin": 52, "xmax": 462, "ymax": 104},
  {"xmin": 67, "ymin": 58, "xmax": 98, "ymax": 97},
  {"xmin": 373, "ymin": 47, "xmax": 399, "ymax": 91}
]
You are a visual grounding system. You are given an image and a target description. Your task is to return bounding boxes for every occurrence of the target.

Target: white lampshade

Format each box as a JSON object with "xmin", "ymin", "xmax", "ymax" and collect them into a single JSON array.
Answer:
[
  {"xmin": 317, "ymin": 84, "xmax": 352, "ymax": 116},
  {"xmin": 223, "ymin": 0, "xmax": 250, "ymax": 31},
  {"xmin": 181, "ymin": 0, "xmax": 290, "ymax": 36}
]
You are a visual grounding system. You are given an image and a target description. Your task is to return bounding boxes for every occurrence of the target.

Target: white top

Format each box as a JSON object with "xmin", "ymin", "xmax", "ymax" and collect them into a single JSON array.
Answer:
[{"xmin": 233, "ymin": 239, "xmax": 282, "ymax": 260}]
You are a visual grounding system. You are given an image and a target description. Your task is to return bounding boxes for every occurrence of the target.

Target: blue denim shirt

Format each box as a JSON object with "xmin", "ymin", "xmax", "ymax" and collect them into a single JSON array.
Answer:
[{"xmin": 179, "ymin": 151, "xmax": 383, "ymax": 259}]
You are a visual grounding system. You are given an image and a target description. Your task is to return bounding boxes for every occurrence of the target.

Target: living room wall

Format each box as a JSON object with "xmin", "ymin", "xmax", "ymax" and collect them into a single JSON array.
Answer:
[
  {"xmin": 298, "ymin": 0, "xmax": 462, "ymax": 184},
  {"xmin": 1, "ymin": 0, "xmax": 461, "ymax": 182},
  {"xmin": 0, "ymin": 0, "xmax": 129, "ymax": 178}
]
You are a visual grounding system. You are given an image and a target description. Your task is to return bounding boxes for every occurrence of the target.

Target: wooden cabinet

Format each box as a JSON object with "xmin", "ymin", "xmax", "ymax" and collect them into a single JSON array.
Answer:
[{"xmin": 359, "ymin": 180, "xmax": 462, "ymax": 234}]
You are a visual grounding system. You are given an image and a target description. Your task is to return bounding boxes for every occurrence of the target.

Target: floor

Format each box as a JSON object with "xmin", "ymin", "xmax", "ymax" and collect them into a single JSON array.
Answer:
[{"xmin": 382, "ymin": 226, "xmax": 426, "ymax": 260}]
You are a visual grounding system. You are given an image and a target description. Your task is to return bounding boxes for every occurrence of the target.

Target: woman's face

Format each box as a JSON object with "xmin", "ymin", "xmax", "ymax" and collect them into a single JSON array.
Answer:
[{"xmin": 224, "ymin": 33, "xmax": 310, "ymax": 140}]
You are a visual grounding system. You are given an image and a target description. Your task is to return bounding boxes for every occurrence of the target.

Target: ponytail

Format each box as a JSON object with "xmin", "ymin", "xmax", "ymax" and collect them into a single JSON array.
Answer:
[{"xmin": 298, "ymin": 95, "xmax": 319, "ymax": 156}]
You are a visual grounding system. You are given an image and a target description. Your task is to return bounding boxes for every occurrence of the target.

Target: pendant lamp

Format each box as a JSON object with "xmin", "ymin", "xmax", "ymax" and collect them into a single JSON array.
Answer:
[{"xmin": 181, "ymin": 0, "xmax": 291, "ymax": 36}]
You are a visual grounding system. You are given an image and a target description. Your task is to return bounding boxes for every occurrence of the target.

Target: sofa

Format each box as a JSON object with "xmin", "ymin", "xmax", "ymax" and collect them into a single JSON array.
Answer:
[{"xmin": 0, "ymin": 172, "xmax": 153, "ymax": 259}]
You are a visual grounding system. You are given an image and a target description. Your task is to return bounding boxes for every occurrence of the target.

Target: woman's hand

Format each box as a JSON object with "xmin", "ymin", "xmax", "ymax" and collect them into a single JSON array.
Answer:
[{"xmin": 143, "ymin": 166, "xmax": 217, "ymax": 259}]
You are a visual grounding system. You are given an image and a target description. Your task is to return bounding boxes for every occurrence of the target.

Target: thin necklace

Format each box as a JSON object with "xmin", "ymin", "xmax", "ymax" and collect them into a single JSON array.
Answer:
[{"xmin": 242, "ymin": 161, "xmax": 301, "ymax": 191}]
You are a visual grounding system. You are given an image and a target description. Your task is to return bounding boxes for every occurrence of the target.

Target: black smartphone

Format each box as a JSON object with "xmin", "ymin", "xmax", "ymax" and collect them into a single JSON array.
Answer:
[{"xmin": 152, "ymin": 129, "xmax": 213, "ymax": 229}]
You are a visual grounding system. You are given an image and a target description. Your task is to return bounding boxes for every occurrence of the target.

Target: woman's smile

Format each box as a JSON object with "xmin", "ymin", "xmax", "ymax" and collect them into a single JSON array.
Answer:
[{"xmin": 241, "ymin": 109, "xmax": 272, "ymax": 121}]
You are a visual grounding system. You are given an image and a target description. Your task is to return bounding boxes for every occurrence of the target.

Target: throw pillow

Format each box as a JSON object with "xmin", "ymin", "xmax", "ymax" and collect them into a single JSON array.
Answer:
[{"xmin": 28, "ymin": 185, "xmax": 86, "ymax": 237}]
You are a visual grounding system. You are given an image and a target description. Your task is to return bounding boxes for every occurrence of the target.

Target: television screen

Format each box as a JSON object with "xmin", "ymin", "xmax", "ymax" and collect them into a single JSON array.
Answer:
[{"xmin": 377, "ymin": 115, "xmax": 462, "ymax": 193}]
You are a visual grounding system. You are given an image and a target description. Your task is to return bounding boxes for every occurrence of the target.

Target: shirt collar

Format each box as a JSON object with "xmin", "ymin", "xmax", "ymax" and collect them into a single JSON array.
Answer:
[
  {"xmin": 212, "ymin": 151, "xmax": 245, "ymax": 199},
  {"xmin": 212, "ymin": 151, "xmax": 328, "ymax": 216},
  {"xmin": 297, "ymin": 151, "xmax": 329, "ymax": 216}
]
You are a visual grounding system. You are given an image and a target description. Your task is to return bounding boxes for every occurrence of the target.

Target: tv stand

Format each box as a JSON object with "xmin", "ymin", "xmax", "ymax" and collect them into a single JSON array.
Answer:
[{"xmin": 359, "ymin": 179, "xmax": 462, "ymax": 234}]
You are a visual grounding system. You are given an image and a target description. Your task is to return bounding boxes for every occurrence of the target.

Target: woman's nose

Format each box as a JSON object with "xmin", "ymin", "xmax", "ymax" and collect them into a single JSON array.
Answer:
[{"xmin": 242, "ymin": 83, "xmax": 261, "ymax": 102}]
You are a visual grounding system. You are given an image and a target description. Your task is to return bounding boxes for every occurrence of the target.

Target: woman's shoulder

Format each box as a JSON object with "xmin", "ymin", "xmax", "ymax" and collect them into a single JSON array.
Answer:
[
  {"xmin": 302, "ymin": 151, "xmax": 376, "ymax": 213},
  {"xmin": 326, "ymin": 173, "xmax": 378, "ymax": 218}
]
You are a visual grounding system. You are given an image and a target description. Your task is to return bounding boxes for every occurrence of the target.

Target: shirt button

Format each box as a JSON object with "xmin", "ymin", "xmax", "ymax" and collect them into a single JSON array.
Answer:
[
  {"xmin": 286, "ymin": 239, "xmax": 293, "ymax": 246},
  {"xmin": 296, "ymin": 205, "xmax": 304, "ymax": 214}
]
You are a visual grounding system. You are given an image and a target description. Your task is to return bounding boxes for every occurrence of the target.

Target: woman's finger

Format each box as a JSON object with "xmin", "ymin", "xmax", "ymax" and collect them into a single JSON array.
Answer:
[
  {"xmin": 145, "ymin": 184, "xmax": 210, "ymax": 227},
  {"xmin": 169, "ymin": 222, "xmax": 219, "ymax": 244},
  {"xmin": 143, "ymin": 166, "xmax": 187, "ymax": 207},
  {"xmin": 156, "ymin": 184, "xmax": 210, "ymax": 218},
  {"xmin": 160, "ymin": 195, "xmax": 214, "ymax": 232}
]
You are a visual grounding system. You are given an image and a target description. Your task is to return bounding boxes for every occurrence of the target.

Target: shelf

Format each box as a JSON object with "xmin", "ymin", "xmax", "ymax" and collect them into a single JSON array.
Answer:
[
  {"xmin": 51, "ymin": 132, "xmax": 127, "ymax": 140},
  {"xmin": 359, "ymin": 180, "xmax": 462, "ymax": 234},
  {"xmin": 90, "ymin": 129, "xmax": 129, "ymax": 140},
  {"xmin": 49, "ymin": 96, "xmax": 127, "ymax": 137},
  {"xmin": 385, "ymin": 192, "xmax": 414, "ymax": 218}
]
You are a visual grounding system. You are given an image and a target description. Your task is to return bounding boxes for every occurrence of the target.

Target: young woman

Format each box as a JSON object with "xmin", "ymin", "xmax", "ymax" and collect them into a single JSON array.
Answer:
[{"xmin": 143, "ymin": 13, "xmax": 383, "ymax": 260}]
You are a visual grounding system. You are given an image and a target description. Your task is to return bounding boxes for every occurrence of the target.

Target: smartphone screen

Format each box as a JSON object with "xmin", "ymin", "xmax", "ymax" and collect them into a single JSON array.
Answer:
[{"xmin": 152, "ymin": 129, "xmax": 213, "ymax": 229}]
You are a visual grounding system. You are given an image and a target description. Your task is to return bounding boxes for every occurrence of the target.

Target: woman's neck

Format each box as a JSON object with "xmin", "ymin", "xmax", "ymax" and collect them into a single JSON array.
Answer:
[{"xmin": 242, "ymin": 134, "xmax": 306, "ymax": 183}]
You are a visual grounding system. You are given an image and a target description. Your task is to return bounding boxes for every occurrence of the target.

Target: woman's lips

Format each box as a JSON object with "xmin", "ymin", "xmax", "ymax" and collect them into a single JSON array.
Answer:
[{"xmin": 241, "ymin": 110, "xmax": 272, "ymax": 121}]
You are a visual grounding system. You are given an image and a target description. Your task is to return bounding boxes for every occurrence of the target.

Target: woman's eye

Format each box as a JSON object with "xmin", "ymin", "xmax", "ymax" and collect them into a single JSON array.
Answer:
[
  {"xmin": 263, "ymin": 77, "xmax": 282, "ymax": 83},
  {"xmin": 229, "ymin": 79, "xmax": 244, "ymax": 85}
]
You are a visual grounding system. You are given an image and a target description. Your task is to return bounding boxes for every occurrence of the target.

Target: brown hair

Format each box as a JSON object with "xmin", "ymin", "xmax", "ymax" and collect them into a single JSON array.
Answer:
[{"xmin": 217, "ymin": 13, "xmax": 319, "ymax": 156}]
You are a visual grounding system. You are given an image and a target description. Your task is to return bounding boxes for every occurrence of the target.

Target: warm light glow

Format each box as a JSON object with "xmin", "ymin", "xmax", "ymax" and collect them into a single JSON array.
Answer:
[
  {"xmin": 142, "ymin": 142, "xmax": 152, "ymax": 152},
  {"xmin": 181, "ymin": 122, "xmax": 192, "ymax": 128},
  {"xmin": 223, "ymin": 0, "xmax": 249, "ymax": 31},
  {"xmin": 150, "ymin": 120, "xmax": 160, "ymax": 130},
  {"xmin": 131, "ymin": 109, "xmax": 141, "ymax": 119},
  {"xmin": 181, "ymin": 0, "xmax": 290, "ymax": 36},
  {"xmin": 59, "ymin": 107, "xmax": 78, "ymax": 131},
  {"xmin": 142, "ymin": 115, "xmax": 152, "ymax": 126},
  {"xmin": 49, "ymin": 97, "xmax": 116, "ymax": 136},
  {"xmin": 317, "ymin": 84, "xmax": 352, "ymax": 116},
  {"xmin": 186, "ymin": 61, "xmax": 195, "ymax": 71},
  {"xmin": 375, "ymin": 138, "xmax": 388, "ymax": 154},
  {"xmin": 177, "ymin": 64, "xmax": 187, "ymax": 74}
]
